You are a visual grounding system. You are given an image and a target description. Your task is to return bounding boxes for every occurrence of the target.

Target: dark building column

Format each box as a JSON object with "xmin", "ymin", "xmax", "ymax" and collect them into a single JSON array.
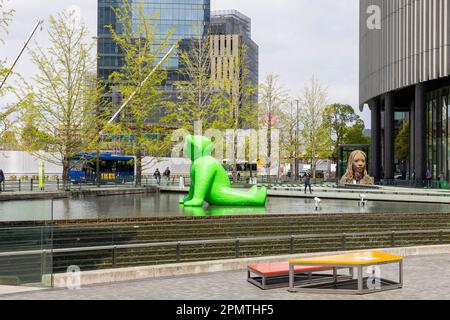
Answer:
[
  {"xmin": 409, "ymin": 100, "xmax": 415, "ymax": 180},
  {"xmin": 370, "ymin": 99, "xmax": 382, "ymax": 179},
  {"xmin": 384, "ymin": 92, "xmax": 395, "ymax": 179},
  {"xmin": 414, "ymin": 83, "xmax": 427, "ymax": 181}
]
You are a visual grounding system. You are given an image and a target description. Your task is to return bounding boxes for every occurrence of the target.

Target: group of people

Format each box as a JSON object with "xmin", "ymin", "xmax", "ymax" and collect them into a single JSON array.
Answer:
[{"xmin": 153, "ymin": 167, "xmax": 171, "ymax": 185}]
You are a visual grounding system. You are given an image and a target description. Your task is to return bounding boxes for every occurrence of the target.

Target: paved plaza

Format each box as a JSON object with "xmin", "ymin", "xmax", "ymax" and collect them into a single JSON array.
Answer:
[{"xmin": 1, "ymin": 254, "xmax": 449, "ymax": 300}]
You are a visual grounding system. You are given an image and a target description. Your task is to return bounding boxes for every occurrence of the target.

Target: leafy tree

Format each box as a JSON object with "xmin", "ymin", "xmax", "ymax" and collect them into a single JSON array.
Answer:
[
  {"xmin": 259, "ymin": 74, "xmax": 289, "ymax": 183},
  {"xmin": 299, "ymin": 76, "xmax": 331, "ymax": 178},
  {"xmin": 322, "ymin": 103, "xmax": 359, "ymax": 161},
  {"xmin": 167, "ymin": 34, "xmax": 223, "ymax": 133},
  {"xmin": 15, "ymin": 10, "xmax": 100, "ymax": 189},
  {"xmin": 0, "ymin": 0, "xmax": 14, "ymax": 144},
  {"xmin": 344, "ymin": 119, "xmax": 371, "ymax": 145},
  {"xmin": 106, "ymin": 0, "xmax": 175, "ymax": 185},
  {"xmin": 278, "ymin": 100, "xmax": 302, "ymax": 179}
]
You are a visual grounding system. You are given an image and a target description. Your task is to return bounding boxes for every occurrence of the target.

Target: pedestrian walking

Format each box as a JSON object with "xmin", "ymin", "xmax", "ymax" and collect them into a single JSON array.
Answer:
[
  {"xmin": 154, "ymin": 168, "xmax": 161, "ymax": 185},
  {"xmin": 163, "ymin": 167, "xmax": 171, "ymax": 186},
  {"xmin": 0, "ymin": 169, "xmax": 5, "ymax": 192},
  {"xmin": 304, "ymin": 171, "xmax": 312, "ymax": 194},
  {"xmin": 425, "ymin": 169, "xmax": 432, "ymax": 188}
]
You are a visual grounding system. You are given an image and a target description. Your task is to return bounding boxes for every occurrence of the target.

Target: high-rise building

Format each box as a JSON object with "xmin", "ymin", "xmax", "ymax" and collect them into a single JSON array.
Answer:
[
  {"xmin": 210, "ymin": 10, "xmax": 259, "ymax": 93},
  {"xmin": 98, "ymin": 0, "xmax": 211, "ymax": 86},
  {"xmin": 360, "ymin": 0, "xmax": 450, "ymax": 182}
]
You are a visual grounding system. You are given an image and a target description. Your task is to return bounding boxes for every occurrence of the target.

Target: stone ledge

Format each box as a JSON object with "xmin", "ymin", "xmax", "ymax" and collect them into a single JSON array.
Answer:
[
  {"xmin": 51, "ymin": 244, "xmax": 450, "ymax": 288},
  {"xmin": 0, "ymin": 187, "xmax": 158, "ymax": 201}
]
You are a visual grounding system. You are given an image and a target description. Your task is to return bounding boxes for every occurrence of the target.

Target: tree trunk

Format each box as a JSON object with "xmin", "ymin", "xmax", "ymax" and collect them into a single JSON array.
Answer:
[
  {"xmin": 62, "ymin": 157, "xmax": 70, "ymax": 191},
  {"xmin": 267, "ymin": 121, "xmax": 272, "ymax": 184},
  {"xmin": 136, "ymin": 149, "xmax": 142, "ymax": 187},
  {"xmin": 312, "ymin": 158, "xmax": 317, "ymax": 180},
  {"xmin": 277, "ymin": 147, "xmax": 281, "ymax": 181},
  {"xmin": 232, "ymin": 132, "xmax": 238, "ymax": 184}
]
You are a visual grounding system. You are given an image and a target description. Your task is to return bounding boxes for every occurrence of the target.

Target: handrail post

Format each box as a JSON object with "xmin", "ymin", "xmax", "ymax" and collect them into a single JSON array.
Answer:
[
  {"xmin": 391, "ymin": 231, "xmax": 395, "ymax": 247},
  {"xmin": 176, "ymin": 242, "xmax": 181, "ymax": 263},
  {"xmin": 112, "ymin": 246, "xmax": 117, "ymax": 268},
  {"xmin": 41, "ymin": 249, "xmax": 47, "ymax": 275},
  {"xmin": 341, "ymin": 233, "xmax": 346, "ymax": 250},
  {"xmin": 290, "ymin": 235, "xmax": 295, "ymax": 254},
  {"xmin": 235, "ymin": 238, "xmax": 240, "ymax": 258},
  {"xmin": 439, "ymin": 230, "xmax": 444, "ymax": 244},
  {"xmin": 30, "ymin": 178, "xmax": 33, "ymax": 192},
  {"xmin": 19, "ymin": 180, "xmax": 21, "ymax": 192}
]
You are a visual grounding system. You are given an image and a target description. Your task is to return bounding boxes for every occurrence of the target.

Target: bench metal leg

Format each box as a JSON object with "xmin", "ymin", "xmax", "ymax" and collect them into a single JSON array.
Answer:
[
  {"xmin": 357, "ymin": 266, "xmax": 363, "ymax": 294},
  {"xmin": 288, "ymin": 264, "xmax": 297, "ymax": 293},
  {"xmin": 333, "ymin": 267, "xmax": 337, "ymax": 285}
]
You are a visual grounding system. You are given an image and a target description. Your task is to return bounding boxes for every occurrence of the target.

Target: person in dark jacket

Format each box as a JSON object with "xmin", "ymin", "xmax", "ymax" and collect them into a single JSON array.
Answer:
[
  {"xmin": 154, "ymin": 169, "xmax": 161, "ymax": 185},
  {"xmin": 304, "ymin": 171, "xmax": 312, "ymax": 194},
  {"xmin": 0, "ymin": 169, "xmax": 5, "ymax": 192},
  {"xmin": 163, "ymin": 167, "xmax": 171, "ymax": 186}
]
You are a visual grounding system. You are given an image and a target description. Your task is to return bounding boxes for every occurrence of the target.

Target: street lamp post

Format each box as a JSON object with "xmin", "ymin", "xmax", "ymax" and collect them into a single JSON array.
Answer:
[
  {"xmin": 93, "ymin": 36, "xmax": 101, "ymax": 188},
  {"xmin": 295, "ymin": 99, "xmax": 300, "ymax": 180}
]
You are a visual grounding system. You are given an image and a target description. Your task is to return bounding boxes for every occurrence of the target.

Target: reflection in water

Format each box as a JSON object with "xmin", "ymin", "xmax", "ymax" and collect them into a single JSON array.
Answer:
[
  {"xmin": 1, "ymin": 193, "xmax": 450, "ymax": 222},
  {"xmin": 181, "ymin": 205, "xmax": 267, "ymax": 217}
]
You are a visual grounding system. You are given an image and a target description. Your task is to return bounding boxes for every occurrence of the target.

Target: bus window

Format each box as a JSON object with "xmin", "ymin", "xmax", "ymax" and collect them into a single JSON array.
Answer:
[{"xmin": 70, "ymin": 159, "xmax": 84, "ymax": 172}]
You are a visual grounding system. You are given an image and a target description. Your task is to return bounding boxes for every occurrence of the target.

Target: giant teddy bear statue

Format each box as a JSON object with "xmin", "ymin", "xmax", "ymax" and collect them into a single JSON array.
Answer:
[{"xmin": 179, "ymin": 135, "xmax": 267, "ymax": 207}]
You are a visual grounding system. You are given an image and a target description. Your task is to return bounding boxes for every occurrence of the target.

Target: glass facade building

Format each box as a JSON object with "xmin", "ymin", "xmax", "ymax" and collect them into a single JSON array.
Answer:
[
  {"xmin": 98, "ymin": 0, "xmax": 211, "ymax": 84},
  {"xmin": 426, "ymin": 87, "xmax": 450, "ymax": 181}
]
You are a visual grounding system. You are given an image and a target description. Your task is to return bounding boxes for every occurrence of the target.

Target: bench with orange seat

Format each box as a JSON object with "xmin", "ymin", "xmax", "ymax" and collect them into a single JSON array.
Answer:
[{"xmin": 247, "ymin": 262, "xmax": 353, "ymax": 290}]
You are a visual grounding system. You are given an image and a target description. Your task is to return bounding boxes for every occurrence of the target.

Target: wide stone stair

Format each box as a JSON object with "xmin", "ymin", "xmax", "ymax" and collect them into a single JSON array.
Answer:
[{"xmin": 1, "ymin": 212, "xmax": 450, "ymax": 284}]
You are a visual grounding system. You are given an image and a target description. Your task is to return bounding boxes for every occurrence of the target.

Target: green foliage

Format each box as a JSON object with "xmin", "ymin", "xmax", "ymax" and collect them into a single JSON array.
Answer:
[
  {"xmin": 299, "ymin": 76, "xmax": 331, "ymax": 178},
  {"xmin": 278, "ymin": 102, "xmax": 301, "ymax": 169},
  {"xmin": 15, "ymin": 10, "xmax": 99, "ymax": 186},
  {"xmin": 0, "ymin": 0, "xmax": 15, "ymax": 146},
  {"xmin": 0, "ymin": 0, "xmax": 14, "ymax": 43},
  {"xmin": 395, "ymin": 120, "xmax": 409, "ymax": 161},
  {"xmin": 322, "ymin": 103, "xmax": 370, "ymax": 160},
  {"xmin": 257, "ymin": 74, "xmax": 289, "ymax": 182},
  {"xmin": 105, "ymin": 0, "xmax": 175, "ymax": 184},
  {"xmin": 166, "ymin": 35, "xmax": 221, "ymax": 132},
  {"xmin": 345, "ymin": 119, "xmax": 371, "ymax": 145}
]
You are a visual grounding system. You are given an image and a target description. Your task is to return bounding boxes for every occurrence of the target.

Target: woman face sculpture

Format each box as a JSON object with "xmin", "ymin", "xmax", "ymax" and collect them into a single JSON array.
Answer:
[{"xmin": 352, "ymin": 151, "xmax": 366, "ymax": 176}]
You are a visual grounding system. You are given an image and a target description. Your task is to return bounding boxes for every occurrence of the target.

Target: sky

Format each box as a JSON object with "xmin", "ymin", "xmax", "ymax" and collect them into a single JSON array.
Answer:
[{"xmin": 0, "ymin": 0, "xmax": 369, "ymax": 127}]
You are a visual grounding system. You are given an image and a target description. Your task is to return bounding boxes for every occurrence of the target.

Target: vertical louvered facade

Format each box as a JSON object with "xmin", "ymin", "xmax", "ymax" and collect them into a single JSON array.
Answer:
[
  {"xmin": 360, "ymin": 0, "xmax": 450, "ymax": 183},
  {"xmin": 360, "ymin": 0, "xmax": 450, "ymax": 107}
]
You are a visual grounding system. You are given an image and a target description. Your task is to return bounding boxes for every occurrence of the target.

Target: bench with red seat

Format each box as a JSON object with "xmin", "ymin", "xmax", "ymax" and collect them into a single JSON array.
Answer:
[{"xmin": 247, "ymin": 262, "xmax": 353, "ymax": 290}]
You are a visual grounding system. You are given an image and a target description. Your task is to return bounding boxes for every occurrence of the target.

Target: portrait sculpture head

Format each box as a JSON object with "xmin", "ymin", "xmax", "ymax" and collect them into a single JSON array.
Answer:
[{"xmin": 340, "ymin": 150, "xmax": 374, "ymax": 185}]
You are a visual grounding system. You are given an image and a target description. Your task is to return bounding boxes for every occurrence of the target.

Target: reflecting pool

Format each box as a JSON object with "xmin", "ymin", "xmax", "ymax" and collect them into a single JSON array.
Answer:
[{"xmin": 0, "ymin": 193, "xmax": 449, "ymax": 222}]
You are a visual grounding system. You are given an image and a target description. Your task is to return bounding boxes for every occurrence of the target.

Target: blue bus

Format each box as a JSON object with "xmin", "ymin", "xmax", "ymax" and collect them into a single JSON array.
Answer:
[{"xmin": 69, "ymin": 153, "xmax": 135, "ymax": 184}]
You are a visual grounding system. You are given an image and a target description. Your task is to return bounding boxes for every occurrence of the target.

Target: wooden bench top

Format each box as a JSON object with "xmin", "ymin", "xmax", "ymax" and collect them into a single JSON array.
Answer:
[{"xmin": 248, "ymin": 262, "xmax": 330, "ymax": 276}]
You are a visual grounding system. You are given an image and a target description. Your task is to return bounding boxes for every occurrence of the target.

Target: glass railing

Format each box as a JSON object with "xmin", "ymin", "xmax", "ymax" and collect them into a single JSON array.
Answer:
[{"xmin": 0, "ymin": 200, "xmax": 53, "ymax": 288}]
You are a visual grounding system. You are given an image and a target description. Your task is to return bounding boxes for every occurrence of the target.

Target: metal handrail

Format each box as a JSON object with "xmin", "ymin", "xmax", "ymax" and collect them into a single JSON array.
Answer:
[{"xmin": 1, "ymin": 229, "xmax": 449, "ymax": 258}]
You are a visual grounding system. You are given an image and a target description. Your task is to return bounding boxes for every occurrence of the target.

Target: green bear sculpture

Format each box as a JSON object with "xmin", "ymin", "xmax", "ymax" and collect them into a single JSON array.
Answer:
[{"xmin": 179, "ymin": 135, "xmax": 267, "ymax": 207}]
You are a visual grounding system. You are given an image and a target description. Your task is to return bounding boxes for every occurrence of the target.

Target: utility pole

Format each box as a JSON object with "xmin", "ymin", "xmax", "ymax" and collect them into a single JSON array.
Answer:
[{"xmin": 0, "ymin": 20, "xmax": 44, "ymax": 91}]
